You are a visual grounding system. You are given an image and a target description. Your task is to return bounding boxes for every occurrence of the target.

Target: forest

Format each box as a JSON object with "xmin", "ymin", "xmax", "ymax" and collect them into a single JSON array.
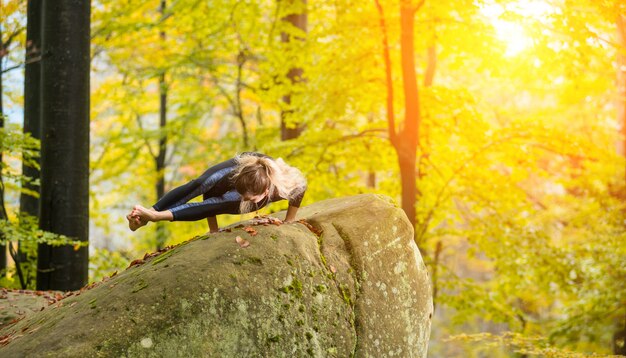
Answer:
[{"xmin": 1, "ymin": 0, "xmax": 625, "ymax": 356}]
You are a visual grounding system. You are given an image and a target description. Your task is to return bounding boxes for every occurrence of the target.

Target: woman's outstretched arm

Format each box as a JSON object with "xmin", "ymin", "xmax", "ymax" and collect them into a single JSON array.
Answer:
[
  {"xmin": 207, "ymin": 216, "xmax": 219, "ymax": 233},
  {"xmin": 285, "ymin": 205, "xmax": 299, "ymax": 222}
]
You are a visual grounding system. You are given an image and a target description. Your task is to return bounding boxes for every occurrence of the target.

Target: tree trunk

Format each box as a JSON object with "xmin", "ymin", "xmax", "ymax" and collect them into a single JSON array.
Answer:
[
  {"xmin": 235, "ymin": 50, "xmax": 249, "ymax": 148},
  {"xmin": 155, "ymin": 70, "xmax": 167, "ymax": 249},
  {"xmin": 398, "ymin": 2, "xmax": 419, "ymax": 152},
  {"xmin": 17, "ymin": 0, "xmax": 43, "ymax": 287},
  {"xmin": 615, "ymin": 14, "xmax": 626, "ymax": 356},
  {"xmin": 366, "ymin": 115, "xmax": 376, "ymax": 189},
  {"xmin": 397, "ymin": 145, "xmax": 417, "ymax": 229},
  {"xmin": 0, "ymin": 24, "xmax": 6, "ymax": 276},
  {"xmin": 375, "ymin": 0, "xmax": 421, "ymax": 231},
  {"xmin": 21, "ymin": 0, "xmax": 42, "ymax": 223},
  {"xmin": 393, "ymin": 2, "xmax": 420, "ymax": 230},
  {"xmin": 617, "ymin": 15, "xmax": 626, "ymax": 181},
  {"xmin": 37, "ymin": 0, "xmax": 91, "ymax": 291},
  {"xmin": 280, "ymin": 0, "xmax": 307, "ymax": 141},
  {"xmin": 155, "ymin": 0, "xmax": 168, "ymax": 250},
  {"xmin": 615, "ymin": 323, "xmax": 626, "ymax": 355}
]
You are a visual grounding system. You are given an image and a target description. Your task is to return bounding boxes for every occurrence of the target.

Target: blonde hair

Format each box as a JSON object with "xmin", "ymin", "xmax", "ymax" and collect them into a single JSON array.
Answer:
[{"xmin": 231, "ymin": 153, "xmax": 307, "ymax": 214}]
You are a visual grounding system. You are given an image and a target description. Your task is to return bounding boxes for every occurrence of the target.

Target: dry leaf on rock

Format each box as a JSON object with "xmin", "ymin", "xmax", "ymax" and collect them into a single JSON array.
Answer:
[
  {"xmin": 235, "ymin": 236, "xmax": 250, "ymax": 248},
  {"xmin": 297, "ymin": 219, "xmax": 323, "ymax": 236},
  {"xmin": 252, "ymin": 217, "xmax": 283, "ymax": 226},
  {"xmin": 128, "ymin": 259, "xmax": 145, "ymax": 268},
  {"xmin": 243, "ymin": 227, "xmax": 258, "ymax": 236}
]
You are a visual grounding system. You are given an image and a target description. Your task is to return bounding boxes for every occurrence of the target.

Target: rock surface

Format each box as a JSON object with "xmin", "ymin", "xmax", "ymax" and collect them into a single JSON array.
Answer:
[
  {"xmin": 0, "ymin": 194, "xmax": 433, "ymax": 357},
  {"xmin": 0, "ymin": 289, "xmax": 54, "ymax": 327}
]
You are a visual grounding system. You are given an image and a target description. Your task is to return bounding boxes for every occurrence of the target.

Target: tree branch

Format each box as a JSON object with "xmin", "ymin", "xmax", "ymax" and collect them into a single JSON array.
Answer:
[
  {"xmin": 0, "ymin": 55, "xmax": 43, "ymax": 74},
  {"xmin": 285, "ymin": 128, "xmax": 387, "ymax": 159}
]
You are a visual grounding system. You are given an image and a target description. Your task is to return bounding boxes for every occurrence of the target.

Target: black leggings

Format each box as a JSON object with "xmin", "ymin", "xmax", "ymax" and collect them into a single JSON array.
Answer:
[{"xmin": 151, "ymin": 158, "xmax": 243, "ymax": 221}]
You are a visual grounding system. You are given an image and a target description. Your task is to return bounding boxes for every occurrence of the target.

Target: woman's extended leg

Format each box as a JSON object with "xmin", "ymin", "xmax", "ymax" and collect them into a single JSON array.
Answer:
[
  {"xmin": 127, "ymin": 157, "xmax": 238, "ymax": 231},
  {"xmin": 152, "ymin": 158, "xmax": 237, "ymax": 212}
]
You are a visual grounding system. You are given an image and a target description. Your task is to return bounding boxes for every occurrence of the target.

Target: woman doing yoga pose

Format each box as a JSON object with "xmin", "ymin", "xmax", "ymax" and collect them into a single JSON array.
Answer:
[{"xmin": 126, "ymin": 152, "xmax": 307, "ymax": 233}]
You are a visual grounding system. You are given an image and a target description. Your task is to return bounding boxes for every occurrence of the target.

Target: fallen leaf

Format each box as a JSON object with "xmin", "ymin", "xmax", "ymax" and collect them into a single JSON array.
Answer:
[
  {"xmin": 0, "ymin": 334, "xmax": 12, "ymax": 346},
  {"xmin": 235, "ymin": 236, "xmax": 250, "ymax": 248},
  {"xmin": 128, "ymin": 259, "xmax": 145, "ymax": 268},
  {"xmin": 7, "ymin": 317, "xmax": 23, "ymax": 325},
  {"xmin": 243, "ymin": 227, "xmax": 258, "ymax": 236},
  {"xmin": 297, "ymin": 219, "xmax": 323, "ymax": 236},
  {"xmin": 252, "ymin": 217, "xmax": 283, "ymax": 227},
  {"xmin": 330, "ymin": 265, "xmax": 337, "ymax": 274}
]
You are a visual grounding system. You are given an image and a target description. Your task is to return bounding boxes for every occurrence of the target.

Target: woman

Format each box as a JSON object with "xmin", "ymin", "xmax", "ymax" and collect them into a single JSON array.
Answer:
[{"xmin": 126, "ymin": 152, "xmax": 307, "ymax": 232}]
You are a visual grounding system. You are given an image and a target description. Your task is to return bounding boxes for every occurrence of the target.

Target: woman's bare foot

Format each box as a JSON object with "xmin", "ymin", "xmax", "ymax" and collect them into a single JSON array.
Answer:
[
  {"xmin": 127, "ymin": 212, "xmax": 148, "ymax": 231},
  {"xmin": 128, "ymin": 205, "xmax": 173, "ymax": 230},
  {"xmin": 132, "ymin": 205, "xmax": 158, "ymax": 223}
]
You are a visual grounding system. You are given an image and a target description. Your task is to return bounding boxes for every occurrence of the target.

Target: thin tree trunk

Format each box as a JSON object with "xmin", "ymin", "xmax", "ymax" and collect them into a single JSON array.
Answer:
[
  {"xmin": 1, "ymin": 23, "xmax": 29, "ymax": 285},
  {"xmin": 155, "ymin": 0, "xmax": 168, "ymax": 250},
  {"xmin": 0, "ymin": 24, "xmax": 6, "ymax": 276},
  {"xmin": 398, "ymin": 1, "xmax": 420, "ymax": 153},
  {"xmin": 400, "ymin": 1, "xmax": 423, "ymax": 231},
  {"xmin": 431, "ymin": 240, "xmax": 442, "ymax": 311},
  {"xmin": 614, "ymin": 313, "xmax": 626, "ymax": 355},
  {"xmin": 280, "ymin": 0, "xmax": 307, "ymax": 141},
  {"xmin": 399, "ymin": 1, "xmax": 423, "ymax": 232},
  {"xmin": 375, "ymin": 0, "xmax": 422, "ymax": 230},
  {"xmin": 424, "ymin": 45, "xmax": 436, "ymax": 88},
  {"xmin": 365, "ymin": 115, "xmax": 376, "ymax": 188},
  {"xmin": 18, "ymin": 0, "xmax": 43, "ymax": 288},
  {"xmin": 235, "ymin": 50, "xmax": 249, "ymax": 148},
  {"xmin": 614, "ymin": 14, "xmax": 626, "ymax": 356},
  {"xmin": 37, "ymin": 0, "xmax": 91, "ymax": 291},
  {"xmin": 22, "ymin": 1, "xmax": 42, "ymax": 217},
  {"xmin": 398, "ymin": 146, "xmax": 417, "ymax": 229},
  {"xmin": 617, "ymin": 15, "xmax": 626, "ymax": 181}
]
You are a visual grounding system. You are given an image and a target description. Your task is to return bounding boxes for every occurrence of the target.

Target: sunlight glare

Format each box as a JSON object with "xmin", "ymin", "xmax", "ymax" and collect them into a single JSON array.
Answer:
[
  {"xmin": 496, "ymin": 21, "xmax": 531, "ymax": 56},
  {"xmin": 481, "ymin": 1, "xmax": 552, "ymax": 57}
]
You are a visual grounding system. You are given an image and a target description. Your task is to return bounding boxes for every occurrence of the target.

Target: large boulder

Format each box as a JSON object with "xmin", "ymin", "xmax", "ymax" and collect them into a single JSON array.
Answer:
[{"xmin": 0, "ymin": 194, "xmax": 432, "ymax": 357}]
